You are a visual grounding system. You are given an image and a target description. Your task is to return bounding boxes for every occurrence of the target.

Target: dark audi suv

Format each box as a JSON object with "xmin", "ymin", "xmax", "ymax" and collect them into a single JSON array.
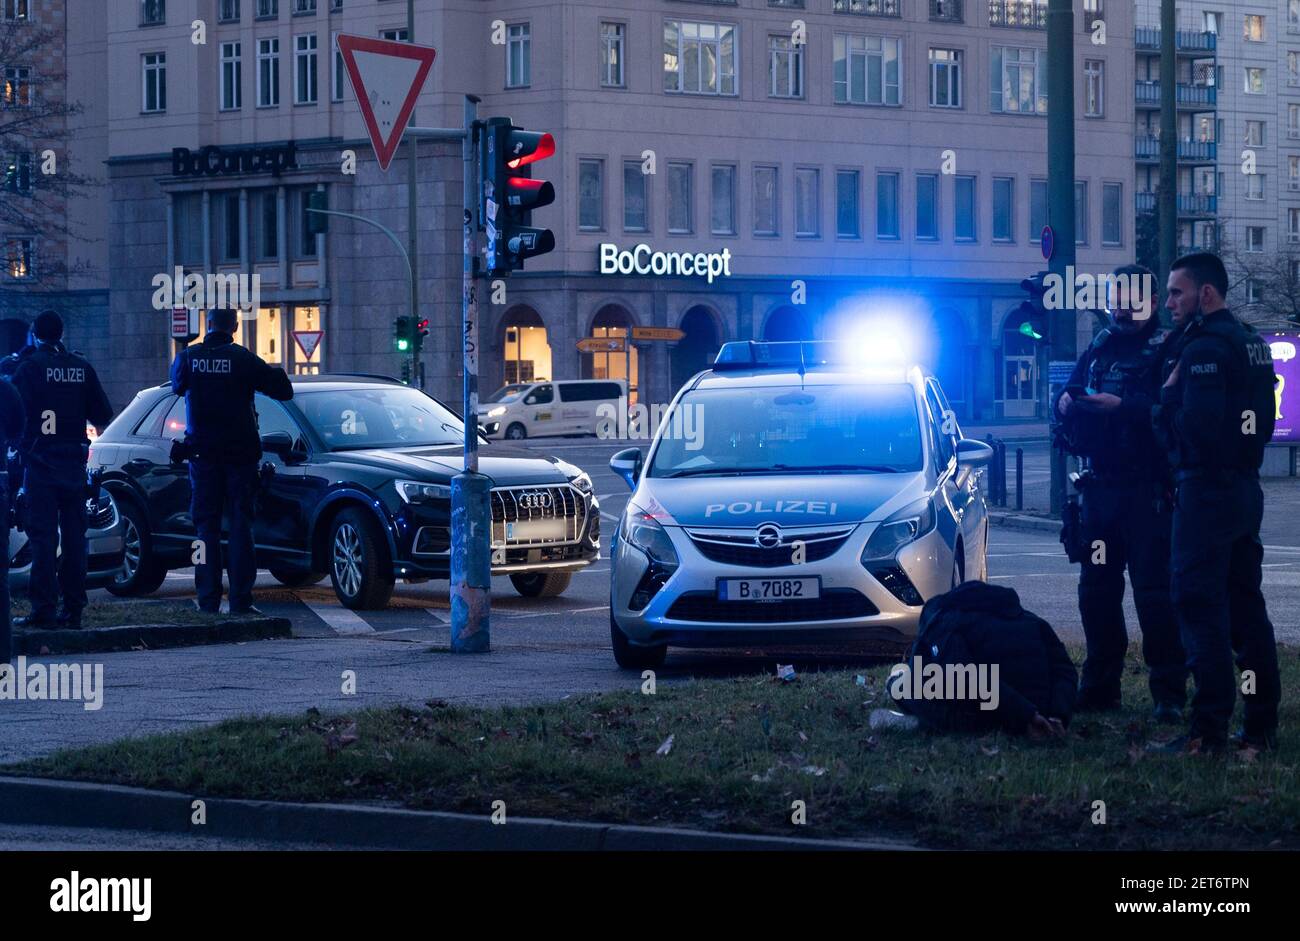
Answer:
[{"xmin": 92, "ymin": 375, "xmax": 601, "ymax": 609}]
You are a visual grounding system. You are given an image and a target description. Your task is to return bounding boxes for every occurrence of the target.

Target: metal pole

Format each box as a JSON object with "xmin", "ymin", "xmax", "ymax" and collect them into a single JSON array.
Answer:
[
  {"xmin": 1047, "ymin": 0, "xmax": 1077, "ymax": 518},
  {"xmin": 1015, "ymin": 447, "xmax": 1024, "ymax": 512},
  {"xmin": 451, "ymin": 94, "xmax": 489, "ymax": 653},
  {"xmin": 1157, "ymin": 0, "xmax": 1177, "ymax": 288},
  {"xmin": 407, "ymin": 0, "xmax": 422, "ymax": 390}
]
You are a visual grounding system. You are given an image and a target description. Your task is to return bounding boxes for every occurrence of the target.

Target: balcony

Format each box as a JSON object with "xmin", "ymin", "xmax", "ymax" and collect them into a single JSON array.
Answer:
[
  {"xmin": 930, "ymin": 0, "xmax": 963, "ymax": 22},
  {"xmin": 1135, "ymin": 192, "xmax": 1217, "ymax": 216},
  {"xmin": 989, "ymin": 0, "xmax": 1047, "ymax": 29},
  {"xmin": 832, "ymin": 0, "xmax": 900, "ymax": 16},
  {"xmin": 1135, "ymin": 81, "xmax": 1216, "ymax": 109},
  {"xmin": 1134, "ymin": 137, "xmax": 1217, "ymax": 162},
  {"xmin": 1134, "ymin": 27, "xmax": 1217, "ymax": 53}
]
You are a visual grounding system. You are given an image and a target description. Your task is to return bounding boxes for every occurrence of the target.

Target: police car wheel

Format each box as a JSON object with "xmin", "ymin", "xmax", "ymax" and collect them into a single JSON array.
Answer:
[
  {"xmin": 509, "ymin": 571, "xmax": 572, "ymax": 598},
  {"xmin": 329, "ymin": 508, "xmax": 394, "ymax": 610},
  {"xmin": 269, "ymin": 564, "xmax": 326, "ymax": 588},
  {"xmin": 610, "ymin": 612, "xmax": 667, "ymax": 670},
  {"xmin": 105, "ymin": 502, "xmax": 167, "ymax": 597},
  {"xmin": 504, "ymin": 423, "xmax": 527, "ymax": 440}
]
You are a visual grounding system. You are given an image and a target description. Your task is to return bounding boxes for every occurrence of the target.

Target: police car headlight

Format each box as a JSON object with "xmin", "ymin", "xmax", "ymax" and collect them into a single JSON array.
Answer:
[
  {"xmin": 486, "ymin": 406, "xmax": 507, "ymax": 418},
  {"xmin": 396, "ymin": 480, "xmax": 452, "ymax": 503},
  {"xmin": 622, "ymin": 507, "xmax": 679, "ymax": 568},
  {"xmin": 861, "ymin": 497, "xmax": 937, "ymax": 563}
]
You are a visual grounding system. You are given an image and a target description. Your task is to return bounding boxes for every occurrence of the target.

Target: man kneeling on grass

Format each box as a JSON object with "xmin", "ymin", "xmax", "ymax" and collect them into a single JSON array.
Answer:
[{"xmin": 888, "ymin": 582, "xmax": 1077, "ymax": 740}]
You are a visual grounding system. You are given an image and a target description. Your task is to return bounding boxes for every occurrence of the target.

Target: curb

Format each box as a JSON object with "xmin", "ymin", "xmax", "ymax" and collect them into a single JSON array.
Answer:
[
  {"xmin": 988, "ymin": 511, "xmax": 1060, "ymax": 535},
  {"xmin": 0, "ymin": 776, "xmax": 919, "ymax": 852},
  {"xmin": 11, "ymin": 617, "xmax": 293, "ymax": 656}
]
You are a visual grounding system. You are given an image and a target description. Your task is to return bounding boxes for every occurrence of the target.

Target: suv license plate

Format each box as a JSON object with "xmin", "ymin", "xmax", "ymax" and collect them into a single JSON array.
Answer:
[{"xmin": 717, "ymin": 577, "xmax": 820, "ymax": 602}]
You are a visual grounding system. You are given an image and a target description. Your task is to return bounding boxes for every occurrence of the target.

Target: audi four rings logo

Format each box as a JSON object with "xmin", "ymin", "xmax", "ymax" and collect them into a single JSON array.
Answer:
[
  {"xmin": 755, "ymin": 524, "xmax": 783, "ymax": 549},
  {"xmin": 518, "ymin": 490, "xmax": 553, "ymax": 510}
]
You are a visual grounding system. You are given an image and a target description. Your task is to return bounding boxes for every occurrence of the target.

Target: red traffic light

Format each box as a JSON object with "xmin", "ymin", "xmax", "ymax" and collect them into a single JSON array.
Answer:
[
  {"xmin": 506, "ymin": 131, "xmax": 555, "ymax": 169},
  {"xmin": 416, "ymin": 318, "xmax": 429, "ymax": 331}
]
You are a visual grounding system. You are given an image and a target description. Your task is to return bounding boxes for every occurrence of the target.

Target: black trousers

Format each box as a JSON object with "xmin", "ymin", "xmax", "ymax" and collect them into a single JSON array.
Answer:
[
  {"xmin": 25, "ymin": 469, "xmax": 89, "ymax": 619},
  {"xmin": 1171, "ymin": 474, "xmax": 1280, "ymax": 744},
  {"xmin": 1077, "ymin": 476, "xmax": 1188, "ymax": 708}
]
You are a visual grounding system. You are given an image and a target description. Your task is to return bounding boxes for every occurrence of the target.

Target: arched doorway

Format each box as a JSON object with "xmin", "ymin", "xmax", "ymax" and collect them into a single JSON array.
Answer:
[
  {"xmin": 585, "ymin": 304, "xmax": 638, "ymax": 402},
  {"xmin": 500, "ymin": 305, "xmax": 552, "ymax": 387},
  {"xmin": 763, "ymin": 305, "xmax": 814, "ymax": 341},
  {"xmin": 670, "ymin": 305, "xmax": 721, "ymax": 393},
  {"xmin": 999, "ymin": 310, "xmax": 1039, "ymax": 418},
  {"xmin": 0, "ymin": 318, "xmax": 29, "ymax": 358}
]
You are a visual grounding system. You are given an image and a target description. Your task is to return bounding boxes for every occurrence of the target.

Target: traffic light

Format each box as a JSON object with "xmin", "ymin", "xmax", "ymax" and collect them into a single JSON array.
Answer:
[
  {"xmin": 414, "ymin": 317, "xmax": 429, "ymax": 351},
  {"xmin": 394, "ymin": 316, "xmax": 413, "ymax": 353},
  {"xmin": 482, "ymin": 116, "xmax": 556, "ymax": 275},
  {"xmin": 2, "ymin": 161, "xmax": 20, "ymax": 194},
  {"xmin": 1015, "ymin": 271, "xmax": 1050, "ymax": 343},
  {"xmin": 305, "ymin": 190, "xmax": 328, "ymax": 236}
]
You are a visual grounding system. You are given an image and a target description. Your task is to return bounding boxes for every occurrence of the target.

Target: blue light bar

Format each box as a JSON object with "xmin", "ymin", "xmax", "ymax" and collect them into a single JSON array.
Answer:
[{"xmin": 713, "ymin": 341, "xmax": 843, "ymax": 370}]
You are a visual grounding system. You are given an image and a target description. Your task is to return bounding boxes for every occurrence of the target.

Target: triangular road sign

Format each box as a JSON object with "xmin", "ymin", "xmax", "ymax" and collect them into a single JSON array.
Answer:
[
  {"xmin": 293, "ymin": 330, "xmax": 324, "ymax": 360},
  {"xmin": 337, "ymin": 34, "xmax": 436, "ymax": 172}
]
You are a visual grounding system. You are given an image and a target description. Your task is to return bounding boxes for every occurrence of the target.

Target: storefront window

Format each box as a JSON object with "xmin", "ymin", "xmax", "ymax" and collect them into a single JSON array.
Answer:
[
  {"xmin": 590, "ymin": 325, "xmax": 637, "ymax": 404},
  {"xmin": 503, "ymin": 323, "xmax": 552, "ymax": 384},
  {"xmin": 256, "ymin": 306, "xmax": 282, "ymax": 364}
]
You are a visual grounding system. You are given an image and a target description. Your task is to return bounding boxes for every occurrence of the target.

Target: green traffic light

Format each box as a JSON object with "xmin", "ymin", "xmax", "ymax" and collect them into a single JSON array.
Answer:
[
  {"xmin": 396, "ymin": 339, "xmax": 410, "ymax": 352},
  {"xmin": 1019, "ymin": 322, "xmax": 1043, "ymax": 341}
]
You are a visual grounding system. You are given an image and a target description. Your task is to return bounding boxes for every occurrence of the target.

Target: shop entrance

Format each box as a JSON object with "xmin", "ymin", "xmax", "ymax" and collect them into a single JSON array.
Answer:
[
  {"xmin": 586, "ymin": 304, "xmax": 638, "ymax": 404},
  {"xmin": 500, "ymin": 306, "xmax": 552, "ymax": 387},
  {"xmin": 1000, "ymin": 318, "xmax": 1039, "ymax": 418}
]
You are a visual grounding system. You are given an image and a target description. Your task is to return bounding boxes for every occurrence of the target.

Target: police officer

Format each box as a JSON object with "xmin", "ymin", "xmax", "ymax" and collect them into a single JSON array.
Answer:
[
  {"xmin": 171, "ymin": 308, "xmax": 292, "ymax": 615},
  {"xmin": 1054, "ymin": 265, "xmax": 1188, "ymax": 721},
  {"xmin": 0, "ymin": 371, "xmax": 24, "ymax": 661},
  {"xmin": 1152, "ymin": 252, "xmax": 1281, "ymax": 752},
  {"xmin": 10, "ymin": 311, "xmax": 113, "ymax": 629}
]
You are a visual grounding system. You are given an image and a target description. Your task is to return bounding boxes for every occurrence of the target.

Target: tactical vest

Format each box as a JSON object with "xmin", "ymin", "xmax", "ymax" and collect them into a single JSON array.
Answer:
[{"xmin": 1066, "ymin": 325, "xmax": 1171, "ymax": 473}]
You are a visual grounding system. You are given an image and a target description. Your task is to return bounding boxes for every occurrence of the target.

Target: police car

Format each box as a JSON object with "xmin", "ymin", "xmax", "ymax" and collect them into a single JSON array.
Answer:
[{"xmin": 607, "ymin": 340, "xmax": 993, "ymax": 669}]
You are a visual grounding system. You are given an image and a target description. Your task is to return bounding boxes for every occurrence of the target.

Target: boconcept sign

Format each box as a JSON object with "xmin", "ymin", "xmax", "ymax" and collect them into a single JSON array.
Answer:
[
  {"xmin": 172, "ymin": 141, "xmax": 299, "ymax": 178},
  {"xmin": 599, "ymin": 243, "xmax": 733, "ymax": 284}
]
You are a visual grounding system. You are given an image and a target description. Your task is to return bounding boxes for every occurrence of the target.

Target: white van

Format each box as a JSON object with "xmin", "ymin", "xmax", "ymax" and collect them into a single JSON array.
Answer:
[{"xmin": 478, "ymin": 379, "xmax": 627, "ymax": 440}]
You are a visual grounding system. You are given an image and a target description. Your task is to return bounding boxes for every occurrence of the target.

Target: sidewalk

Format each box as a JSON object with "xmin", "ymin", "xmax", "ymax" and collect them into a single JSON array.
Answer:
[{"xmin": 961, "ymin": 420, "xmax": 1050, "ymax": 443}]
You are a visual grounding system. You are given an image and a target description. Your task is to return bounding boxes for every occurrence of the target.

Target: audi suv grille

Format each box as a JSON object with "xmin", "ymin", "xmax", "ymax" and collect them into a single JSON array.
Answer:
[{"xmin": 490, "ymin": 484, "xmax": 588, "ymax": 547}]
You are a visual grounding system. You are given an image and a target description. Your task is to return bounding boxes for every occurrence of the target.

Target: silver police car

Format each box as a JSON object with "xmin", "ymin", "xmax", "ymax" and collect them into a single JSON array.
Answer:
[{"xmin": 607, "ymin": 341, "xmax": 993, "ymax": 669}]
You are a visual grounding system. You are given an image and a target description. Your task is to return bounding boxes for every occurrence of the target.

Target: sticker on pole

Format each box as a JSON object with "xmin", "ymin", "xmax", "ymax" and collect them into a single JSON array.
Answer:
[
  {"xmin": 293, "ymin": 330, "xmax": 324, "ymax": 360},
  {"xmin": 337, "ymin": 34, "xmax": 436, "ymax": 172}
]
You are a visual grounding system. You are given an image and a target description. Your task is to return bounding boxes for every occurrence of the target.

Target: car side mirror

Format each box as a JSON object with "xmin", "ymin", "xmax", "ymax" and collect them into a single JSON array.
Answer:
[
  {"xmin": 956, "ymin": 438, "xmax": 995, "ymax": 469},
  {"xmin": 610, "ymin": 447, "xmax": 642, "ymax": 490},
  {"xmin": 261, "ymin": 431, "xmax": 306, "ymax": 463}
]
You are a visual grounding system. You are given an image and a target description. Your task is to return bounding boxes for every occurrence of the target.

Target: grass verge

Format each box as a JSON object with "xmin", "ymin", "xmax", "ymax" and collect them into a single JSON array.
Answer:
[{"xmin": 8, "ymin": 598, "xmax": 240, "ymax": 629}]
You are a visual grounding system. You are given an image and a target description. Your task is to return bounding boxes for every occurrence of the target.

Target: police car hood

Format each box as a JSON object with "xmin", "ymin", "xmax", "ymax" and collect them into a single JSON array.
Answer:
[
  {"xmin": 328, "ymin": 443, "xmax": 575, "ymax": 485},
  {"xmin": 637, "ymin": 471, "xmax": 930, "ymax": 528}
]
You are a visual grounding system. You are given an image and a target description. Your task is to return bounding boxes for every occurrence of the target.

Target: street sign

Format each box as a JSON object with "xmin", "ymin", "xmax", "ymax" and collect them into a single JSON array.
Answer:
[
  {"xmin": 631, "ymin": 326, "xmax": 685, "ymax": 342},
  {"xmin": 337, "ymin": 35, "xmax": 437, "ymax": 172},
  {"xmin": 1040, "ymin": 225, "xmax": 1055, "ymax": 262},
  {"xmin": 577, "ymin": 337, "xmax": 626, "ymax": 353},
  {"xmin": 170, "ymin": 307, "xmax": 198, "ymax": 340},
  {"xmin": 293, "ymin": 330, "xmax": 324, "ymax": 360}
]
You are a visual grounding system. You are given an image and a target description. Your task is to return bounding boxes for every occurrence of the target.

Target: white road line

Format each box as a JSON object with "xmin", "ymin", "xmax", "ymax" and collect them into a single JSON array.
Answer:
[
  {"xmin": 499, "ymin": 605, "xmax": 609, "ymax": 619},
  {"xmin": 297, "ymin": 596, "xmax": 375, "ymax": 634},
  {"xmin": 426, "ymin": 609, "xmax": 450, "ymax": 624}
]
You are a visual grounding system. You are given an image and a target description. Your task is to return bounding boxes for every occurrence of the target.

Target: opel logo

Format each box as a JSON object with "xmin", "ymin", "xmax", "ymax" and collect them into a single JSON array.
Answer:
[
  {"xmin": 755, "ymin": 523, "xmax": 782, "ymax": 549},
  {"xmin": 519, "ymin": 490, "xmax": 553, "ymax": 510}
]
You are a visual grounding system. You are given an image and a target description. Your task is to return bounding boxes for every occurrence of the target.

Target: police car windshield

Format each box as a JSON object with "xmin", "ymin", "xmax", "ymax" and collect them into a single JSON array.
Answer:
[
  {"xmin": 487, "ymin": 384, "xmax": 530, "ymax": 403},
  {"xmin": 297, "ymin": 388, "xmax": 464, "ymax": 450},
  {"xmin": 648, "ymin": 383, "xmax": 923, "ymax": 477}
]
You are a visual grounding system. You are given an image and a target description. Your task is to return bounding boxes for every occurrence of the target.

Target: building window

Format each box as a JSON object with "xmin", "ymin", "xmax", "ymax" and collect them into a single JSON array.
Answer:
[
  {"xmin": 219, "ymin": 0, "xmax": 240, "ymax": 22},
  {"xmin": 221, "ymin": 42, "xmax": 242, "ymax": 110},
  {"xmin": 711, "ymin": 164, "xmax": 736, "ymax": 236},
  {"xmin": 769, "ymin": 35, "xmax": 803, "ymax": 98},
  {"xmin": 667, "ymin": 162, "xmax": 693, "ymax": 234},
  {"xmin": 664, "ymin": 21, "xmax": 737, "ymax": 96},
  {"xmin": 794, "ymin": 167, "xmax": 820, "ymax": 237},
  {"xmin": 1291, "ymin": 104, "xmax": 1300, "ymax": 137},
  {"xmin": 292, "ymin": 0, "xmax": 316, "ymax": 13},
  {"xmin": 623, "ymin": 160, "xmax": 648, "ymax": 232},
  {"xmin": 218, "ymin": 193, "xmax": 242, "ymax": 262},
  {"xmin": 1204, "ymin": 11, "xmax": 1221, "ymax": 33},
  {"xmin": 506, "ymin": 23, "xmax": 531, "ymax": 88},
  {"xmin": 834, "ymin": 34, "xmax": 901, "ymax": 105},
  {"xmin": 253, "ymin": 191, "xmax": 278, "ymax": 260},
  {"xmin": 379, "ymin": 28, "xmax": 409, "ymax": 43},
  {"xmin": 954, "ymin": 175, "xmax": 975, "ymax": 241},
  {"xmin": 1084, "ymin": 59, "xmax": 1103, "ymax": 116},
  {"xmin": 1290, "ymin": 208, "xmax": 1300, "ymax": 238},
  {"xmin": 258, "ymin": 38, "xmax": 280, "ymax": 106},
  {"xmin": 754, "ymin": 165, "xmax": 779, "ymax": 236},
  {"xmin": 1245, "ymin": 120, "xmax": 1265, "ymax": 146},
  {"xmin": 142, "ymin": 53, "xmax": 166, "ymax": 112},
  {"xmin": 2, "ymin": 66, "xmax": 31, "ymax": 107},
  {"xmin": 1290, "ymin": 155, "xmax": 1300, "ymax": 189},
  {"xmin": 174, "ymin": 193, "xmax": 203, "ymax": 265},
  {"xmin": 992, "ymin": 176, "xmax": 1014, "ymax": 242},
  {"xmin": 1244, "ymin": 67, "xmax": 1265, "ymax": 94},
  {"xmin": 1074, "ymin": 181, "xmax": 1088, "ymax": 245},
  {"xmin": 295, "ymin": 189, "xmax": 318, "ymax": 258},
  {"xmin": 295, "ymin": 34, "xmax": 318, "ymax": 104},
  {"xmin": 916, "ymin": 173, "xmax": 938, "ymax": 240},
  {"xmin": 332, "ymin": 32, "xmax": 345, "ymax": 101},
  {"xmin": 4, "ymin": 237, "xmax": 33, "ymax": 280},
  {"xmin": 1246, "ymin": 226, "xmax": 1265, "ymax": 252},
  {"xmin": 4, "ymin": 151, "xmax": 32, "ymax": 195},
  {"xmin": 2, "ymin": 0, "xmax": 30, "ymax": 23},
  {"xmin": 836, "ymin": 169, "xmax": 860, "ymax": 238},
  {"xmin": 990, "ymin": 46, "xmax": 1046, "ymax": 114},
  {"xmin": 876, "ymin": 171, "xmax": 900, "ymax": 239},
  {"xmin": 1101, "ymin": 182, "xmax": 1121, "ymax": 246},
  {"xmin": 929, "ymin": 48, "xmax": 961, "ymax": 108},
  {"xmin": 1246, "ymin": 174, "xmax": 1265, "ymax": 200},
  {"xmin": 1029, "ymin": 178, "xmax": 1047, "ymax": 236},
  {"xmin": 1244, "ymin": 14, "xmax": 1265, "ymax": 42},
  {"xmin": 140, "ymin": 0, "xmax": 165, "ymax": 26},
  {"xmin": 601, "ymin": 22, "xmax": 625, "ymax": 88},
  {"xmin": 578, "ymin": 158, "xmax": 604, "ymax": 231},
  {"xmin": 1289, "ymin": 51, "xmax": 1300, "ymax": 86},
  {"xmin": 257, "ymin": 0, "xmax": 278, "ymax": 17}
]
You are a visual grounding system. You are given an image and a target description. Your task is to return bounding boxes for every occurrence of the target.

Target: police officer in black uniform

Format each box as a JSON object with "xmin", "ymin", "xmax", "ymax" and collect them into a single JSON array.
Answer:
[
  {"xmin": 10, "ymin": 311, "xmax": 113, "ymax": 629},
  {"xmin": 0, "ymin": 371, "xmax": 24, "ymax": 661},
  {"xmin": 1152, "ymin": 253, "xmax": 1281, "ymax": 752},
  {"xmin": 1054, "ymin": 265, "xmax": 1188, "ymax": 721},
  {"xmin": 171, "ymin": 308, "xmax": 293, "ymax": 614}
]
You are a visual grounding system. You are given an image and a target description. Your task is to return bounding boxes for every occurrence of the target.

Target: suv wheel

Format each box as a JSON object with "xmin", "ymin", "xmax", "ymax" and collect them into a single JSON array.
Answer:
[
  {"xmin": 504, "ymin": 422, "xmax": 527, "ymax": 440},
  {"xmin": 610, "ymin": 612, "xmax": 666, "ymax": 670},
  {"xmin": 329, "ymin": 508, "xmax": 394, "ymax": 610},
  {"xmin": 509, "ymin": 571, "xmax": 572, "ymax": 598},
  {"xmin": 105, "ymin": 500, "xmax": 168, "ymax": 597},
  {"xmin": 269, "ymin": 564, "xmax": 325, "ymax": 588}
]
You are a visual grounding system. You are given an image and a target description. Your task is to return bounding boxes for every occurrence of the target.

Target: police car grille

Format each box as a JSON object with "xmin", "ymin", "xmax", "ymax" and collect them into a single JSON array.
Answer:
[
  {"xmin": 685, "ymin": 527, "xmax": 852, "ymax": 568},
  {"xmin": 666, "ymin": 589, "xmax": 877, "ymax": 623},
  {"xmin": 491, "ymin": 485, "xmax": 585, "ymax": 546}
]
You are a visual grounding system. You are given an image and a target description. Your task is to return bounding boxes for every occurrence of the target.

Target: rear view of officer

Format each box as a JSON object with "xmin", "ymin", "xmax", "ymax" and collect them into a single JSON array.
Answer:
[
  {"xmin": 10, "ymin": 311, "xmax": 113, "ymax": 629},
  {"xmin": 171, "ymin": 308, "xmax": 292, "ymax": 614},
  {"xmin": 1, "ymin": 372, "xmax": 24, "ymax": 661},
  {"xmin": 1153, "ymin": 252, "xmax": 1281, "ymax": 752},
  {"xmin": 1054, "ymin": 265, "xmax": 1187, "ymax": 721}
]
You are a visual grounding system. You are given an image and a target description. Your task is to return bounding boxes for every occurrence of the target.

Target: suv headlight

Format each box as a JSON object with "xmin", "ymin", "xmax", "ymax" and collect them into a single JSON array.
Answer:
[
  {"xmin": 396, "ymin": 480, "xmax": 452, "ymax": 503},
  {"xmin": 861, "ymin": 497, "xmax": 937, "ymax": 563},
  {"xmin": 569, "ymin": 471, "xmax": 593, "ymax": 494},
  {"xmin": 621, "ymin": 505, "xmax": 679, "ymax": 568}
]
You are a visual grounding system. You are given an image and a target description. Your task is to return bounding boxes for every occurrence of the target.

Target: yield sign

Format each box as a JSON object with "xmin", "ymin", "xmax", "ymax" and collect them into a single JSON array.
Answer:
[
  {"xmin": 293, "ymin": 330, "xmax": 324, "ymax": 360},
  {"xmin": 337, "ymin": 34, "xmax": 436, "ymax": 172}
]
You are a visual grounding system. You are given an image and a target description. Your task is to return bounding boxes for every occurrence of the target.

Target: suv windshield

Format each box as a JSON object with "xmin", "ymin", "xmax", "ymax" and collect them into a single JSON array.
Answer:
[
  {"xmin": 487, "ymin": 384, "xmax": 530, "ymax": 403},
  {"xmin": 297, "ymin": 387, "xmax": 464, "ymax": 451},
  {"xmin": 649, "ymin": 383, "xmax": 923, "ymax": 477}
]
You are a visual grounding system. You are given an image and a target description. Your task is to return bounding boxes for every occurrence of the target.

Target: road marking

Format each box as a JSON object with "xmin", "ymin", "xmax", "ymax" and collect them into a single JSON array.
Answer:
[
  {"xmin": 499, "ymin": 605, "xmax": 609, "ymax": 619},
  {"xmin": 426, "ymin": 608, "xmax": 450, "ymax": 624},
  {"xmin": 297, "ymin": 596, "xmax": 375, "ymax": 634}
]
